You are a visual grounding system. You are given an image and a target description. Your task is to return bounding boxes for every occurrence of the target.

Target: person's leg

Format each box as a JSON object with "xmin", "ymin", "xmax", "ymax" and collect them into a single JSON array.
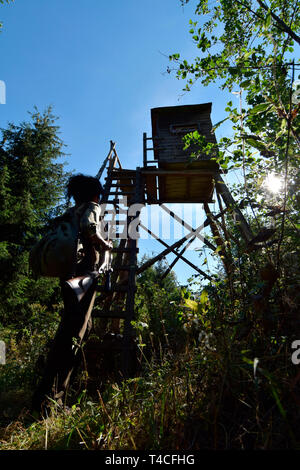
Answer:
[{"xmin": 32, "ymin": 280, "xmax": 97, "ymax": 413}]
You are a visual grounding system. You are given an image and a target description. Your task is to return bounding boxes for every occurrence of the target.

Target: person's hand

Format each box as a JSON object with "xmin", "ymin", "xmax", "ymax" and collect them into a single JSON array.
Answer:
[{"xmin": 107, "ymin": 240, "xmax": 113, "ymax": 250}]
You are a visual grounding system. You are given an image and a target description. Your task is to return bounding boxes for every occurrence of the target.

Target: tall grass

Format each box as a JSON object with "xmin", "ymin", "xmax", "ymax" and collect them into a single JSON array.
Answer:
[{"xmin": 0, "ymin": 269, "xmax": 299, "ymax": 450}]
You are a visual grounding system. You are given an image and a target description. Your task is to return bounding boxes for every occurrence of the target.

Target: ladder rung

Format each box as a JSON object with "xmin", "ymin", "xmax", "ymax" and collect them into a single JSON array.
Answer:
[
  {"xmin": 108, "ymin": 191, "xmax": 134, "ymax": 195},
  {"xmin": 112, "ymin": 247, "xmax": 139, "ymax": 253},
  {"xmin": 89, "ymin": 339, "xmax": 136, "ymax": 352},
  {"xmin": 97, "ymin": 285, "xmax": 134, "ymax": 293},
  {"xmin": 102, "ymin": 202, "xmax": 127, "ymax": 207},
  {"xmin": 109, "ymin": 170, "xmax": 136, "ymax": 174},
  {"xmin": 108, "ymin": 199, "xmax": 135, "ymax": 204},
  {"xmin": 110, "ymin": 183, "xmax": 133, "ymax": 187},
  {"xmin": 111, "ymin": 170, "xmax": 136, "ymax": 174},
  {"xmin": 113, "ymin": 265, "xmax": 136, "ymax": 270},
  {"xmin": 108, "ymin": 175, "xmax": 136, "ymax": 180},
  {"xmin": 109, "ymin": 176, "xmax": 136, "ymax": 180},
  {"xmin": 107, "ymin": 220, "xmax": 127, "ymax": 226},
  {"xmin": 93, "ymin": 310, "xmax": 129, "ymax": 319}
]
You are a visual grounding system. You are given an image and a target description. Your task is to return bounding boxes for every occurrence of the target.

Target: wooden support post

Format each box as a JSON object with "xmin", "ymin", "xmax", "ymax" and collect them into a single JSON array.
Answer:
[
  {"xmin": 215, "ymin": 175, "xmax": 253, "ymax": 242},
  {"xmin": 204, "ymin": 203, "xmax": 232, "ymax": 277},
  {"xmin": 112, "ymin": 145, "xmax": 123, "ymax": 169},
  {"xmin": 216, "ymin": 191, "xmax": 233, "ymax": 244}
]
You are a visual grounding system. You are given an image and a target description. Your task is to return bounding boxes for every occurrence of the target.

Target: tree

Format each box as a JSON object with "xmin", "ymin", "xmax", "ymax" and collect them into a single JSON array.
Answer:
[
  {"xmin": 170, "ymin": 0, "xmax": 299, "ymax": 171},
  {"xmin": 165, "ymin": 7, "xmax": 300, "ymax": 446},
  {"xmin": 170, "ymin": 0, "xmax": 299, "ymax": 273},
  {"xmin": 167, "ymin": 0, "xmax": 300, "ymax": 347},
  {"xmin": 0, "ymin": 107, "xmax": 71, "ymax": 326}
]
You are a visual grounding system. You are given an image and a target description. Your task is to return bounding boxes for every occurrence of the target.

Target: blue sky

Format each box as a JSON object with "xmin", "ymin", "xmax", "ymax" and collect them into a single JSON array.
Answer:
[{"xmin": 0, "ymin": 0, "xmax": 236, "ymax": 285}]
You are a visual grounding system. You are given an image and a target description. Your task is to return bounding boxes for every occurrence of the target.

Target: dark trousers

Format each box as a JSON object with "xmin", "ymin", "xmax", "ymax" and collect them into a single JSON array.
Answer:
[{"xmin": 32, "ymin": 278, "xmax": 97, "ymax": 412}]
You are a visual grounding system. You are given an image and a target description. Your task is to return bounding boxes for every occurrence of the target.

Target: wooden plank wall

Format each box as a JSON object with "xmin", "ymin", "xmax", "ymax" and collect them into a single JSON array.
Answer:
[{"xmin": 151, "ymin": 103, "xmax": 217, "ymax": 164}]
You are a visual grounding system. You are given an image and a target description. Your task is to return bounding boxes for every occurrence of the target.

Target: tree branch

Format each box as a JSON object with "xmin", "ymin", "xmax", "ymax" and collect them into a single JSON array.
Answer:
[
  {"xmin": 233, "ymin": 0, "xmax": 300, "ymax": 45},
  {"xmin": 256, "ymin": 0, "xmax": 300, "ymax": 45}
]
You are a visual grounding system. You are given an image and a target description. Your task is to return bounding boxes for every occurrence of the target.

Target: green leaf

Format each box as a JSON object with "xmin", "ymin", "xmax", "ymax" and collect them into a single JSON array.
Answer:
[
  {"xmin": 184, "ymin": 297, "xmax": 198, "ymax": 311},
  {"xmin": 243, "ymin": 51, "xmax": 252, "ymax": 60},
  {"xmin": 240, "ymin": 80, "xmax": 252, "ymax": 89},
  {"xmin": 265, "ymin": 10, "xmax": 272, "ymax": 28},
  {"xmin": 212, "ymin": 116, "xmax": 229, "ymax": 131},
  {"xmin": 200, "ymin": 290, "xmax": 209, "ymax": 305},
  {"xmin": 245, "ymin": 137, "xmax": 269, "ymax": 152},
  {"xmin": 248, "ymin": 103, "xmax": 271, "ymax": 115},
  {"xmin": 242, "ymin": 357, "xmax": 254, "ymax": 366},
  {"xmin": 281, "ymin": 119, "xmax": 287, "ymax": 130}
]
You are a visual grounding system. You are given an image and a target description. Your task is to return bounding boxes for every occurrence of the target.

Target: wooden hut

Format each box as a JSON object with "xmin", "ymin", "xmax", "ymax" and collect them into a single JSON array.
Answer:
[{"xmin": 144, "ymin": 103, "xmax": 219, "ymax": 203}]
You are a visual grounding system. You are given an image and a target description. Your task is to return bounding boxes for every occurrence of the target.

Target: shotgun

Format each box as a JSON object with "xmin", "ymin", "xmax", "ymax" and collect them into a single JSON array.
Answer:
[{"xmin": 64, "ymin": 250, "xmax": 113, "ymax": 303}]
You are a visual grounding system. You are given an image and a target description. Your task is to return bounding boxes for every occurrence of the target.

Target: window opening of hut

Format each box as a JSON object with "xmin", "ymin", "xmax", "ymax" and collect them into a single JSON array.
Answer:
[{"xmin": 170, "ymin": 123, "xmax": 199, "ymax": 134}]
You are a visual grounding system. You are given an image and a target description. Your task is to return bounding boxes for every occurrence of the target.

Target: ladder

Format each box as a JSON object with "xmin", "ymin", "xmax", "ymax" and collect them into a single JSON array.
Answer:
[{"xmin": 93, "ymin": 142, "xmax": 143, "ymax": 377}]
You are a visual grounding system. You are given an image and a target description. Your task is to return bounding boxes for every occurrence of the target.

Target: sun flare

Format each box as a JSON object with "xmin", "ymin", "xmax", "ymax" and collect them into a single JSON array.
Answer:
[{"xmin": 264, "ymin": 173, "xmax": 283, "ymax": 194}]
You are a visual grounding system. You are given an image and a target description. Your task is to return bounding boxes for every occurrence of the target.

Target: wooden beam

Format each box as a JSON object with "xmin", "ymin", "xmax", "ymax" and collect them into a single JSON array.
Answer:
[
  {"xmin": 161, "ymin": 235, "xmax": 210, "ymax": 280},
  {"xmin": 142, "ymin": 169, "xmax": 219, "ymax": 176},
  {"xmin": 112, "ymin": 145, "xmax": 123, "ymax": 169},
  {"xmin": 204, "ymin": 203, "xmax": 232, "ymax": 277},
  {"xmin": 95, "ymin": 141, "xmax": 116, "ymax": 180},
  {"xmin": 157, "ymin": 201, "xmax": 217, "ymax": 252},
  {"xmin": 143, "ymin": 132, "xmax": 147, "ymax": 168},
  {"xmin": 146, "ymin": 193, "xmax": 223, "ymax": 252},
  {"xmin": 215, "ymin": 175, "xmax": 254, "ymax": 242},
  {"xmin": 138, "ymin": 223, "xmax": 212, "ymax": 280},
  {"xmin": 136, "ymin": 231, "xmax": 189, "ymax": 274},
  {"xmin": 121, "ymin": 168, "xmax": 142, "ymax": 377}
]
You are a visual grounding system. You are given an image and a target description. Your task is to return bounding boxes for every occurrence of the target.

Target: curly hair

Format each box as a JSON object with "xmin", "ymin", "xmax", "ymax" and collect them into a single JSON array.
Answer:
[{"xmin": 67, "ymin": 174, "xmax": 103, "ymax": 205}]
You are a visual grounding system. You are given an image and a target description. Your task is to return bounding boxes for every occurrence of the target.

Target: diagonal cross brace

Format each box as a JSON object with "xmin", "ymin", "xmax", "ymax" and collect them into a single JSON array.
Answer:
[
  {"xmin": 137, "ymin": 223, "xmax": 212, "ymax": 280},
  {"xmin": 148, "ymin": 196, "xmax": 217, "ymax": 252},
  {"xmin": 160, "ymin": 206, "xmax": 232, "ymax": 279}
]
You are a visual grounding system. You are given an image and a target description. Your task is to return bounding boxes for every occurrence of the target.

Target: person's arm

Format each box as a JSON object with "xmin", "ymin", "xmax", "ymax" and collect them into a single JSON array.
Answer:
[{"xmin": 80, "ymin": 202, "xmax": 113, "ymax": 250}]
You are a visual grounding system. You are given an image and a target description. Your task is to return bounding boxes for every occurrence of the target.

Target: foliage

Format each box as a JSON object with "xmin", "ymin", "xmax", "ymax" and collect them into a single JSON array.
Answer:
[
  {"xmin": 0, "ymin": 307, "xmax": 60, "ymax": 426},
  {"xmin": 0, "ymin": 0, "xmax": 14, "ymax": 34},
  {"xmin": 1, "ymin": 290, "xmax": 299, "ymax": 449},
  {"xmin": 169, "ymin": 0, "xmax": 300, "ymax": 298},
  {"xmin": 171, "ymin": 0, "xmax": 299, "ymax": 181},
  {"xmin": 0, "ymin": 107, "xmax": 71, "ymax": 326},
  {"xmin": 135, "ymin": 258, "xmax": 184, "ymax": 351}
]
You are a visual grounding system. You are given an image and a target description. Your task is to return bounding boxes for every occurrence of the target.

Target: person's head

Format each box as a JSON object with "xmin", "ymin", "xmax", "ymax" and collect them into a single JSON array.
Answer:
[{"xmin": 67, "ymin": 174, "xmax": 103, "ymax": 205}]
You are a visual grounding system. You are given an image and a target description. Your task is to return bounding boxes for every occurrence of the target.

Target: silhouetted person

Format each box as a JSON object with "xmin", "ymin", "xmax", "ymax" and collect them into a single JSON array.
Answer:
[{"xmin": 32, "ymin": 174, "xmax": 112, "ymax": 413}]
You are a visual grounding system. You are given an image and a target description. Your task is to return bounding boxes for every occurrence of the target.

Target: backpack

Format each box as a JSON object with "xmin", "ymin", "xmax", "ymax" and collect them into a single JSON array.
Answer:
[{"xmin": 29, "ymin": 204, "xmax": 87, "ymax": 279}]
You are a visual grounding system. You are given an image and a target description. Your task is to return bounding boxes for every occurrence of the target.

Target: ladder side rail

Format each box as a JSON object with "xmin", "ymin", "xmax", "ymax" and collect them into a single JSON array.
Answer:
[
  {"xmin": 121, "ymin": 168, "xmax": 142, "ymax": 376},
  {"xmin": 95, "ymin": 141, "xmax": 116, "ymax": 180}
]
